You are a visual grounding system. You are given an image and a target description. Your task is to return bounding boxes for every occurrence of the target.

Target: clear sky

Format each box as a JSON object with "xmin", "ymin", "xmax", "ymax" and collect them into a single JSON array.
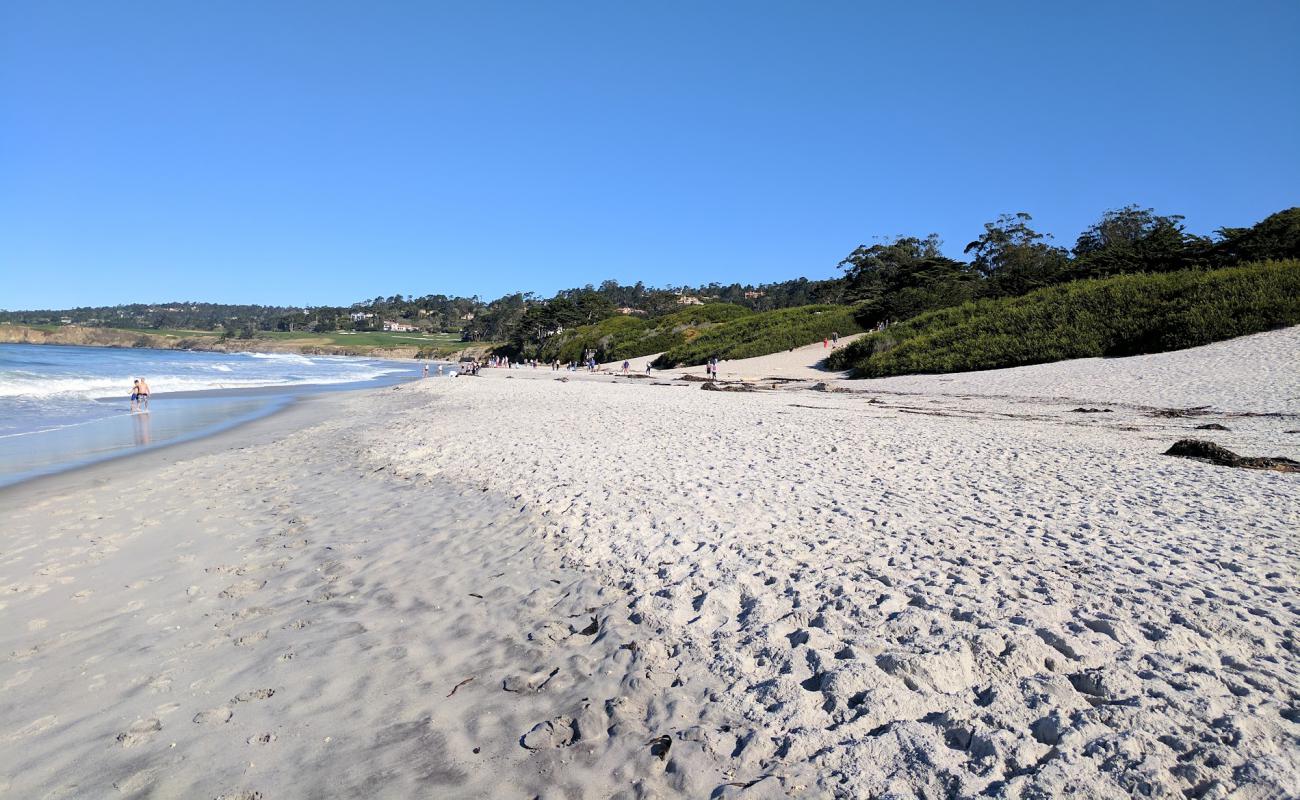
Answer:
[{"xmin": 2, "ymin": 1, "xmax": 1298, "ymax": 310}]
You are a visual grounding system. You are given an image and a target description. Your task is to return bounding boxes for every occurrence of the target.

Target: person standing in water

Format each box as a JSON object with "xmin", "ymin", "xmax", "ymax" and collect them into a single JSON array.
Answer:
[
  {"xmin": 130, "ymin": 379, "xmax": 141, "ymax": 412},
  {"xmin": 138, "ymin": 378, "xmax": 151, "ymax": 411}
]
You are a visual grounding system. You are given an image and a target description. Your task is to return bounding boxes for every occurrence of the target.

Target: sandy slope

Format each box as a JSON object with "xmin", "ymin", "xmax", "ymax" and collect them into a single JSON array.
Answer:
[
  {"xmin": 854, "ymin": 326, "xmax": 1300, "ymax": 415},
  {"xmin": 595, "ymin": 333, "xmax": 866, "ymax": 381},
  {"xmin": 2, "ymin": 329, "xmax": 1297, "ymax": 799}
]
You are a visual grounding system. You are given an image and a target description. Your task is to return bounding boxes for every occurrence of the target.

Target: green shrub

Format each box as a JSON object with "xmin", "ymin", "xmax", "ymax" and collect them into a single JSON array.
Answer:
[
  {"xmin": 538, "ymin": 303, "xmax": 753, "ymax": 363},
  {"xmin": 826, "ymin": 260, "xmax": 1300, "ymax": 377},
  {"xmin": 652, "ymin": 304, "xmax": 862, "ymax": 368}
]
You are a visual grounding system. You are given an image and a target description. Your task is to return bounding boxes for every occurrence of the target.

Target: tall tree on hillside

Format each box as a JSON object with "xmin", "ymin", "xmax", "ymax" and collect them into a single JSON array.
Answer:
[
  {"xmin": 1072, "ymin": 205, "xmax": 1202, "ymax": 277},
  {"xmin": 1211, "ymin": 207, "xmax": 1300, "ymax": 265},
  {"xmin": 839, "ymin": 234, "xmax": 977, "ymax": 323},
  {"xmin": 965, "ymin": 213, "xmax": 1069, "ymax": 297}
]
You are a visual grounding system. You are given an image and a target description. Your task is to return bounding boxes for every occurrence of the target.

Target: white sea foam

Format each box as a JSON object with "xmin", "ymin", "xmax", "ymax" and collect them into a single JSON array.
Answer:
[
  {"xmin": 241, "ymin": 351, "xmax": 315, "ymax": 364},
  {"xmin": 0, "ymin": 372, "xmax": 398, "ymax": 399}
]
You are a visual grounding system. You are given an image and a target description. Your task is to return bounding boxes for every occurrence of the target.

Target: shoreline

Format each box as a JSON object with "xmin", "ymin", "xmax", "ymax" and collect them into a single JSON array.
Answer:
[
  {"xmin": 0, "ymin": 359, "xmax": 427, "ymax": 489},
  {"xmin": 0, "ymin": 390, "xmax": 319, "ymax": 501}
]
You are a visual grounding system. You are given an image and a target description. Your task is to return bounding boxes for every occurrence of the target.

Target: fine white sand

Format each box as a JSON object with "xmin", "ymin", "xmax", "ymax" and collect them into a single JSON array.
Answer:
[{"xmin": 3, "ymin": 328, "xmax": 1298, "ymax": 798}]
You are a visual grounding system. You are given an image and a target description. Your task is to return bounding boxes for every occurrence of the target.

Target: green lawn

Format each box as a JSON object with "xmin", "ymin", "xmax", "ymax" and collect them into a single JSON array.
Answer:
[{"xmin": 259, "ymin": 330, "xmax": 467, "ymax": 349}]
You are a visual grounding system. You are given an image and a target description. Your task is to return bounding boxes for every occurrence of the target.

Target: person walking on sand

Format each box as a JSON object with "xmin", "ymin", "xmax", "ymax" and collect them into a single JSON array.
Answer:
[
  {"xmin": 622, "ymin": 360, "xmax": 630, "ymax": 375},
  {"xmin": 832, "ymin": 331, "xmax": 839, "ymax": 347},
  {"xmin": 423, "ymin": 363, "xmax": 429, "ymax": 378}
]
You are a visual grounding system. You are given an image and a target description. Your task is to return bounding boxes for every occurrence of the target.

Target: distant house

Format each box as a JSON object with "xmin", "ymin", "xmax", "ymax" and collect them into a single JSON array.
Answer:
[
  {"xmin": 460, "ymin": 312, "xmax": 475, "ymax": 321},
  {"xmin": 60, "ymin": 317, "xmax": 73, "ymax": 324},
  {"xmin": 676, "ymin": 295, "xmax": 703, "ymax": 306},
  {"xmin": 744, "ymin": 290, "xmax": 766, "ymax": 299},
  {"xmin": 382, "ymin": 320, "xmax": 417, "ymax": 332},
  {"xmin": 616, "ymin": 307, "xmax": 647, "ymax": 315},
  {"xmin": 349, "ymin": 312, "xmax": 374, "ymax": 322}
]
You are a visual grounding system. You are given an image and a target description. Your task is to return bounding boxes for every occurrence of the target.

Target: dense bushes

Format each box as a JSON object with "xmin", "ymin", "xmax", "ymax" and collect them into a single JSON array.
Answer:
[
  {"xmin": 652, "ymin": 304, "xmax": 862, "ymax": 368},
  {"xmin": 538, "ymin": 303, "xmax": 753, "ymax": 363},
  {"xmin": 825, "ymin": 261, "xmax": 1300, "ymax": 378}
]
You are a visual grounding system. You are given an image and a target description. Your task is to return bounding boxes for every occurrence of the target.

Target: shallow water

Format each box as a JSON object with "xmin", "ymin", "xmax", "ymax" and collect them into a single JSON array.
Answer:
[{"xmin": 0, "ymin": 343, "xmax": 426, "ymax": 485}]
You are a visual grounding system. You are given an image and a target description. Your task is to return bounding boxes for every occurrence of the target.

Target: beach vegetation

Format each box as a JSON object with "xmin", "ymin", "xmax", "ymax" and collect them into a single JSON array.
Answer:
[
  {"xmin": 826, "ymin": 260, "xmax": 1300, "ymax": 377},
  {"xmin": 535, "ymin": 303, "xmax": 754, "ymax": 363},
  {"xmin": 652, "ymin": 304, "xmax": 862, "ymax": 368}
]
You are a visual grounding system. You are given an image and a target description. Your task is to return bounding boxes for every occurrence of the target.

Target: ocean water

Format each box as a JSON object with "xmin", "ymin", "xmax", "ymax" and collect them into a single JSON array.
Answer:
[{"xmin": 0, "ymin": 343, "xmax": 422, "ymax": 486}]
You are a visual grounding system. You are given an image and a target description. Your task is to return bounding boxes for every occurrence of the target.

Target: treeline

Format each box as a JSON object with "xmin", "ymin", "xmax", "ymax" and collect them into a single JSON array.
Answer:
[
  {"xmin": 830, "ymin": 205, "xmax": 1300, "ymax": 333},
  {"xmin": 492, "ymin": 205, "xmax": 1299, "ymax": 361},
  {"xmin": 0, "ymin": 302, "xmax": 302, "ymax": 334}
]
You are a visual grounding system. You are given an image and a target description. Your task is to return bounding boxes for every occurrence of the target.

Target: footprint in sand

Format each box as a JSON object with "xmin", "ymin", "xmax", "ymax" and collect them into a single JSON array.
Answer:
[
  {"xmin": 2, "ymin": 669, "xmax": 34, "ymax": 691},
  {"xmin": 234, "ymin": 630, "xmax": 268, "ymax": 647},
  {"xmin": 233, "ymin": 688, "xmax": 276, "ymax": 703},
  {"xmin": 112, "ymin": 767, "xmax": 160, "ymax": 794},
  {"xmin": 116, "ymin": 718, "xmax": 162, "ymax": 748},
  {"xmin": 5, "ymin": 715, "xmax": 58, "ymax": 742},
  {"xmin": 145, "ymin": 673, "xmax": 173, "ymax": 693},
  {"xmin": 193, "ymin": 707, "xmax": 233, "ymax": 725},
  {"xmin": 219, "ymin": 579, "xmax": 266, "ymax": 599},
  {"xmin": 247, "ymin": 733, "xmax": 277, "ymax": 745}
]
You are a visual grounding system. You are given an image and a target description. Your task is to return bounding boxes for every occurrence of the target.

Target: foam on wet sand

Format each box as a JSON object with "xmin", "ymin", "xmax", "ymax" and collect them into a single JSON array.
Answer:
[{"xmin": 1, "ymin": 328, "xmax": 1297, "ymax": 798}]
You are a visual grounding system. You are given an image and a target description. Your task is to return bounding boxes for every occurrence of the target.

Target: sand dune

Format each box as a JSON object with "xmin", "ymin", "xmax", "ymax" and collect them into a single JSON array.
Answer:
[{"xmin": 2, "ymin": 329, "xmax": 1298, "ymax": 798}]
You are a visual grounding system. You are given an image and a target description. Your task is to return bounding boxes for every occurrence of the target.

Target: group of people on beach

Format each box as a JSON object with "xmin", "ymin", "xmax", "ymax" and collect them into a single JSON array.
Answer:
[{"xmin": 129, "ymin": 378, "xmax": 151, "ymax": 412}]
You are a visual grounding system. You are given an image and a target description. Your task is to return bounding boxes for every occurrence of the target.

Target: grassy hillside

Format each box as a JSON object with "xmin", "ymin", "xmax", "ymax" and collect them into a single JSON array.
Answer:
[
  {"xmin": 825, "ymin": 260, "xmax": 1300, "ymax": 378},
  {"xmin": 538, "ymin": 303, "xmax": 753, "ymax": 363},
  {"xmin": 652, "ymin": 304, "xmax": 862, "ymax": 368}
]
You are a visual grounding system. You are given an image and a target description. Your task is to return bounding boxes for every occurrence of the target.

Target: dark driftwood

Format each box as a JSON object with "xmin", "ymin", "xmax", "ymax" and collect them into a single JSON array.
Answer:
[{"xmin": 1164, "ymin": 439, "xmax": 1299, "ymax": 473}]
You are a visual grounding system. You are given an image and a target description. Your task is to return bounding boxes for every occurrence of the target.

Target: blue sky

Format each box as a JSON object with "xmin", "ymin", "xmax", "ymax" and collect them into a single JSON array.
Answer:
[{"xmin": 2, "ymin": 1, "xmax": 1297, "ymax": 309}]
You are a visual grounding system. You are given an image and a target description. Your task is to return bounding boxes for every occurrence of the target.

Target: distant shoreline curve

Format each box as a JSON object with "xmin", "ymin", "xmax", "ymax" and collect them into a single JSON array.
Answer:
[{"xmin": 0, "ymin": 324, "xmax": 493, "ymax": 361}]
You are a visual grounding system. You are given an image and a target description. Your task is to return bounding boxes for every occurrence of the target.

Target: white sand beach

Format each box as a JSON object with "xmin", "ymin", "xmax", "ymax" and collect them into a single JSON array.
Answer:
[{"xmin": 3, "ymin": 328, "xmax": 1298, "ymax": 798}]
